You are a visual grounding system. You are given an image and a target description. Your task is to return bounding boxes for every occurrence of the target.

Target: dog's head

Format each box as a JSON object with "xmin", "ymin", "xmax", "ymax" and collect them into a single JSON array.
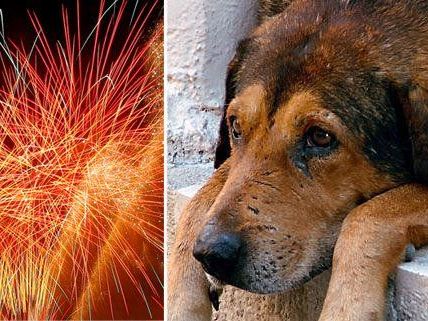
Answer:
[{"xmin": 193, "ymin": 0, "xmax": 428, "ymax": 293}]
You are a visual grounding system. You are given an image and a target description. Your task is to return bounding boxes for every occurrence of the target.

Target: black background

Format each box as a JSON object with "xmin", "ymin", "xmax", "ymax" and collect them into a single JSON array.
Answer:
[{"xmin": 0, "ymin": 0, "xmax": 162, "ymax": 47}]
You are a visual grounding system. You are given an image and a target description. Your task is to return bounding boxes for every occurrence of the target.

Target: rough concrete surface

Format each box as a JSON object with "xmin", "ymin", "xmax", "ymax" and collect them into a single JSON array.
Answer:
[
  {"xmin": 167, "ymin": 163, "xmax": 214, "ymax": 190},
  {"xmin": 212, "ymin": 274, "xmax": 329, "ymax": 321},
  {"xmin": 393, "ymin": 248, "xmax": 428, "ymax": 321},
  {"xmin": 168, "ymin": 167, "xmax": 428, "ymax": 321}
]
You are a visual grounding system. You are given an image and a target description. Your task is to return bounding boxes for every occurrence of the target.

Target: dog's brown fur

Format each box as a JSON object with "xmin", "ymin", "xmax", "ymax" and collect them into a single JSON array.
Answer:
[{"xmin": 168, "ymin": 1, "xmax": 428, "ymax": 320}]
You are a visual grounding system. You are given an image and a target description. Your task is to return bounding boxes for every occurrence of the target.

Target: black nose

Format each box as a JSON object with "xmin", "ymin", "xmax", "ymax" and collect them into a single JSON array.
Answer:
[{"xmin": 193, "ymin": 230, "xmax": 242, "ymax": 280}]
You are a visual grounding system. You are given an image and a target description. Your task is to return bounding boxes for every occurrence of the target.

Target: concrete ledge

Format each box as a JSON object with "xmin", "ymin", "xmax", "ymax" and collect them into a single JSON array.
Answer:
[
  {"xmin": 393, "ymin": 249, "xmax": 428, "ymax": 321},
  {"xmin": 171, "ymin": 182, "xmax": 428, "ymax": 321},
  {"xmin": 173, "ymin": 184, "xmax": 203, "ymax": 222}
]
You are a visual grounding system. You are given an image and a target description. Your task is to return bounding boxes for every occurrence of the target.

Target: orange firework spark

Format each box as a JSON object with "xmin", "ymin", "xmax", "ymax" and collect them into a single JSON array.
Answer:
[{"xmin": 0, "ymin": 0, "xmax": 163, "ymax": 319}]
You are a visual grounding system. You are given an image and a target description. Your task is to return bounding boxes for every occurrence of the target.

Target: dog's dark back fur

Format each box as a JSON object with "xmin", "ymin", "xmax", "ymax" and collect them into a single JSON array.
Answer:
[{"xmin": 215, "ymin": 0, "xmax": 428, "ymax": 184}]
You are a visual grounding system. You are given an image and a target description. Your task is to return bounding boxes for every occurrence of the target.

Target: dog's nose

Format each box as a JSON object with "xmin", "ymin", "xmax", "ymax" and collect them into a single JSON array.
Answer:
[{"xmin": 193, "ymin": 230, "xmax": 242, "ymax": 279}]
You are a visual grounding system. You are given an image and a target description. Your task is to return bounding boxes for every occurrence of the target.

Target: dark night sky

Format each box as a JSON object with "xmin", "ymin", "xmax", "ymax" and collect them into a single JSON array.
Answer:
[{"xmin": 0, "ymin": 0, "xmax": 162, "ymax": 47}]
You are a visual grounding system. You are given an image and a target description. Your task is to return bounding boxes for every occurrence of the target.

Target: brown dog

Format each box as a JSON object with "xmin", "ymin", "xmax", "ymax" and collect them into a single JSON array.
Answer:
[{"xmin": 168, "ymin": 1, "xmax": 428, "ymax": 320}]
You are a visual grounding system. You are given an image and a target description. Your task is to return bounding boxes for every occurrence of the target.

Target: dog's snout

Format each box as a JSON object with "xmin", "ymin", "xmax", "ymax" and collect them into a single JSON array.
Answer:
[{"xmin": 193, "ymin": 229, "xmax": 242, "ymax": 280}]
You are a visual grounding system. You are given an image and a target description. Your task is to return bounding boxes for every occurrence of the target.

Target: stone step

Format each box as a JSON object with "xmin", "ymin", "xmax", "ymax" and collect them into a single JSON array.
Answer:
[{"xmin": 393, "ymin": 248, "xmax": 428, "ymax": 321}]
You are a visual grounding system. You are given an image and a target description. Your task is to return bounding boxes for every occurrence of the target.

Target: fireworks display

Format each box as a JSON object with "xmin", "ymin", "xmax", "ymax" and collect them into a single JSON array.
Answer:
[{"xmin": 0, "ymin": 0, "xmax": 163, "ymax": 319}]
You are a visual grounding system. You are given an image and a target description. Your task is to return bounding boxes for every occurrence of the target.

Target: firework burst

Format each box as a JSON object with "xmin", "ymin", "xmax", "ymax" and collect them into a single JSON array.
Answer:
[{"xmin": 0, "ymin": 1, "xmax": 163, "ymax": 319}]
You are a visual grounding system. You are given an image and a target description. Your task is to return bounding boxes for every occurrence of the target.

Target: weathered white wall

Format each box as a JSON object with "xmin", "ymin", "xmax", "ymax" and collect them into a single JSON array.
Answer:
[{"xmin": 166, "ymin": 0, "xmax": 258, "ymax": 164}]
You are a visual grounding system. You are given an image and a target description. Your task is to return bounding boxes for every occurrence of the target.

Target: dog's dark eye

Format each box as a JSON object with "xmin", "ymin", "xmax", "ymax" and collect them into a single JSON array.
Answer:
[
  {"xmin": 230, "ymin": 116, "xmax": 242, "ymax": 140},
  {"xmin": 306, "ymin": 127, "xmax": 335, "ymax": 148}
]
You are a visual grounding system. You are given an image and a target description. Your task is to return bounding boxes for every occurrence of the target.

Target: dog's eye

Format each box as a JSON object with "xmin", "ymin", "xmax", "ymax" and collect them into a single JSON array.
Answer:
[
  {"xmin": 306, "ymin": 127, "xmax": 335, "ymax": 148},
  {"xmin": 230, "ymin": 116, "xmax": 242, "ymax": 140}
]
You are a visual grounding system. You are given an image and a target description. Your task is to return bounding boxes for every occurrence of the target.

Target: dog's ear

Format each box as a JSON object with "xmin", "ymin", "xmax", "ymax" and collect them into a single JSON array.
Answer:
[
  {"xmin": 214, "ymin": 40, "xmax": 249, "ymax": 169},
  {"xmin": 405, "ymin": 85, "xmax": 428, "ymax": 182}
]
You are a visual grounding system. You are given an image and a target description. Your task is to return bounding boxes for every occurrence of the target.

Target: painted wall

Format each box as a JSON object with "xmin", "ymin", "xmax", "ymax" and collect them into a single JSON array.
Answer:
[{"xmin": 166, "ymin": 0, "xmax": 258, "ymax": 164}]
